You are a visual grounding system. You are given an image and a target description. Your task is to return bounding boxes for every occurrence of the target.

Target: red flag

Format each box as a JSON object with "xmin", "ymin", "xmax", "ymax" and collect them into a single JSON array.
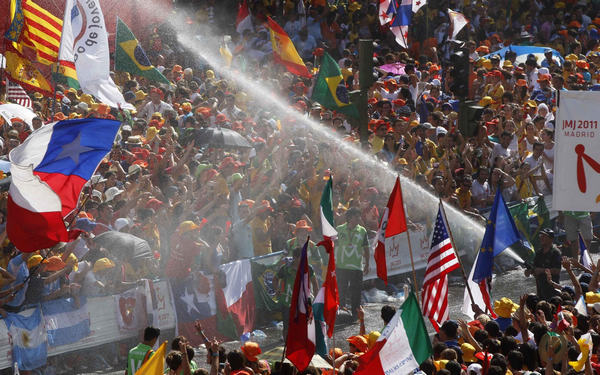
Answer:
[
  {"xmin": 374, "ymin": 177, "xmax": 408, "ymax": 284},
  {"xmin": 236, "ymin": 0, "xmax": 253, "ymax": 34},
  {"xmin": 317, "ymin": 237, "xmax": 339, "ymax": 337},
  {"xmin": 286, "ymin": 239, "xmax": 316, "ymax": 371}
]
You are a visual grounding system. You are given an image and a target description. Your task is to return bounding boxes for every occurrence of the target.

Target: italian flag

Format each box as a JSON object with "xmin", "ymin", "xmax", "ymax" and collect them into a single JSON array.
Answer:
[
  {"xmin": 217, "ymin": 259, "xmax": 255, "ymax": 337},
  {"xmin": 355, "ymin": 292, "xmax": 432, "ymax": 375}
]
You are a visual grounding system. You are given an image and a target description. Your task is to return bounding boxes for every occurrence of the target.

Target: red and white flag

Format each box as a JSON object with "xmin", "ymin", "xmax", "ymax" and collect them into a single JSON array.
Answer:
[
  {"xmin": 448, "ymin": 9, "xmax": 468, "ymax": 41},
  {"xmin": 374, "ymin": 177, "xmax": 407, "ymax": 285},
  {"xmin": 379, "ymin": 0, "xmax": 392, "ymax": 25},
  {"xmin": 422, "ymin": 203, "xmax": 460, "ymax": 331},
  {"xmin": 6, "ymin": 81, "xmax": 33, "ymax": 109},
  {"xmin": 236, "ymin": 0, "xmax": 253, "ymax": 34}
]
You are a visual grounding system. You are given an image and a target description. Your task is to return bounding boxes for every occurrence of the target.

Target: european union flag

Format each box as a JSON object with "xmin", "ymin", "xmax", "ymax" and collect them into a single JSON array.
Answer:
[{"xmin": 472, "ymin": 189, "xmax": 522, "ymax": 283}]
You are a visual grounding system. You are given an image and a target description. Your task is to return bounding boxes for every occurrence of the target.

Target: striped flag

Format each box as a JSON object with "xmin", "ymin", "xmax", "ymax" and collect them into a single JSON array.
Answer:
[
  {"xmin": 6, "ymin": 82, "xmax": 33, "ymax": 109},
  {"xmin": 6, "ymin": 0, "xmax": 63, "ymax": 66},
  {"xmin": 388, "ymin": 0, "xmax": 412, "ymax": 48},
  {"xmin": 422, "ymin": 203, "xmax": 460, "ymax": 331},
  {"xmin": 267, "ymin": 17, "xmax": 311, "ymax": 78}
]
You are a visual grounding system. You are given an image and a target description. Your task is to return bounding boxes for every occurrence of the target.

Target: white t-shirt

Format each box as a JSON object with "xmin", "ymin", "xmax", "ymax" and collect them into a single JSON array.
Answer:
[{"xmin": 471, "ymin": 180, "xmax": 491, "ymax": 207}]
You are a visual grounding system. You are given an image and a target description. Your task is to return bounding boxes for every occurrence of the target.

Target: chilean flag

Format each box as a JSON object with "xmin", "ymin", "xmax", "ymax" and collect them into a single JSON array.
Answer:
[{"xmin": 7, "ymin": 118, "xmax": 121, "ymax": 252}]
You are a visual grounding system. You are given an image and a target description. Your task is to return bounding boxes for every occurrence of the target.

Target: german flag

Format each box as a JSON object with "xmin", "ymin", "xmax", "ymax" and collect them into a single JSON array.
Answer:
[
  {"xmin": 266, "ymin": 17, "xmax": 311, "ymax": 78},
  {"xmin": 6, "ymin": 0, "xmax": 62, "ymax": 66}
]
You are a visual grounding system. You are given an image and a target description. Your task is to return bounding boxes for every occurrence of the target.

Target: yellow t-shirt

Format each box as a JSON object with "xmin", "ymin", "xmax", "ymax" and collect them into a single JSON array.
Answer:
[
  {"xmin": 371, "ymin": 135, "xmax": 385, "ymax": 153},
  {"xmin": 251, "ymin": 217, "xmax": 272, "ymax": 256}
]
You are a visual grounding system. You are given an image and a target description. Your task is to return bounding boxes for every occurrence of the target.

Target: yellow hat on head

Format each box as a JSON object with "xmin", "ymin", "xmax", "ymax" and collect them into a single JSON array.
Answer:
[
  {"xmin": 586, "ymin": 291, "xmax": 600, "ymax": 303},
  {"xmin": 33, "ymin": 92, "xmax": 44, "ymax": 100},
  {"xmin": 494, "ymin": 297, "xmax": 519, "ymax": 318},
  {"xmin": 461, "ymin": 343, "xmax": 477, "ymax": 363},
  {"xmin": 565, "ymin": 53, "xmax": 579, "ymax": 61},
  {"xmin": 66, "ymin": 253, "xmax": 78, "ymax": 272},
  {"xmin": 205, "ymin": 70, "xmax": 215, "ymax": 80},
  {"xmin": 93, "ymin": 258, "xmax": 115, "ymax": 273},
  {"xmin": 80, "ymin": 94, "xmax": 95, "ymax": 105},
  {"xmin": 135, "ymin": 90, "xmax": 147, "ymax": 102},
  {"xmin": 177, "ymin": 220, "xmax": 200, "ymax": 235},
  {"xmin": 27, "ymin": 255, "xmax": 43, "ymax": 269},
  {"xmin": 479, "ymin": 96, "xmax": 494, "ymax": 107},
  {"xmin": 145, "ymin": 126, "xmax": 158, "ymax": 143},
  {"xmin": 367, "ymin": 331, "xmax": 381, "ymax": 349}
]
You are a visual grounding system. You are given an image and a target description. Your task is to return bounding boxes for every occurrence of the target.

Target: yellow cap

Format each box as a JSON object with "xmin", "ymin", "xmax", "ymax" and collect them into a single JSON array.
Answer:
[{"xmin": 93, "ymin": 258, "xmax": 115, "ymax": 273}]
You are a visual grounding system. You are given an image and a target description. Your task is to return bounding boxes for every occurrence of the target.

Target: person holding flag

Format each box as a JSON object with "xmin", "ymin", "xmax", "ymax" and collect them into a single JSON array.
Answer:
[
  {"xmin": 335, "ymin": 207, "xmax": 369, "ymax": 320},
  {"xmin": 524, "ymin": 228, "xmax": 562, "ymax": 301}
]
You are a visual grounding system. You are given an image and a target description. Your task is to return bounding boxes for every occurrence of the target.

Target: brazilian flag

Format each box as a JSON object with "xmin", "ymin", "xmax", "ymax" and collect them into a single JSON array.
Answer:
[
  {"xmin": 311, "ymin": 52, "xmax": 359, "ymax": 118},
  {"xmin": 115, "ymin": 18, "xmax": 169, "ymax": 84}
]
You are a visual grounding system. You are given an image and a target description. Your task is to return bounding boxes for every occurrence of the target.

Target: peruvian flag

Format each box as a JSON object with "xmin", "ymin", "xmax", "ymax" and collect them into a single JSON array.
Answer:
[
  {"xmin": 236, "ymin": 0, "xmax": 253, "ymax": 34},
  {"xmin": 374, "ymin": 177, "xmax": 408, "ymax": 285},
  {"xmin": 286, "ymin": 239, "xmax": 316, "ymax": 371}
]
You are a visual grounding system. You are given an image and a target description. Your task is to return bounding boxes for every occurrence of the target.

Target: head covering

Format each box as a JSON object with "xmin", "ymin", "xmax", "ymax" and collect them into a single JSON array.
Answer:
[
  {"xmin": 461, "ymin": 343, "xmax": 477, "ymax": 363},
  {"xmin": 45, "ymin": 256, "xmax": 66, "ymax": 271},
  {"xmin": 114, "ymin": 217, "xmax": 131, "ymax": 231},
  {"xmin": 27, "ymin": 255, "xmax": 44, "ymax": 269},
  {"xmin": 105, "ymin": 186, "xmax": 125, "ymax": 202},
  {"xmin": 294, "ymin": 220, "xmax": 312, "ymax": 232},
  {"xmin": 347, "ymin": 335, "xmax": 368, "ymax": 352},
  {"xmin": 93, "ymin": 258, "xmax": 115, "ymax": 273},
  {"xmin": 177, "ymin": 220, "xmax": 200, "ymax": 235},
  {"xmin": 367, "ymin": 331, "xmax": 381, "ymax": 349},
  {"xmin": 467, "ymin": 364, "xmax": 483, "ymax": 375},
  {"xmin": 240, "ymin": 341, "xmax": 262, "ymax": 362},
  {"xmin": 493, "ymin": 297, "xmax": 519, "ymax": 318}
]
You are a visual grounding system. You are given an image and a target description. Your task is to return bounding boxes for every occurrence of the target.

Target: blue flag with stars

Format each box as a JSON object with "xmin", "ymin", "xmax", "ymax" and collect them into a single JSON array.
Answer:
[{"xmin": 472, "ymin": 188, "xmax": 522, "ymax": 283}]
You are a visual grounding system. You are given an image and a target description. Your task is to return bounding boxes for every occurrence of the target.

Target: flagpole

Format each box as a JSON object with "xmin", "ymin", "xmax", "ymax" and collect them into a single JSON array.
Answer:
[
  {"xmin": 398, "ymin": 177, "xmax": 420, "ymax": 301},
  {"xmin": 439, "ymin": 198, "xmax": 475, "ymax": 305}
]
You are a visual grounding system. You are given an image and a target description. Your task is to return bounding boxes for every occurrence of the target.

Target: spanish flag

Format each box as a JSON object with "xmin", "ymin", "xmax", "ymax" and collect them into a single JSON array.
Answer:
[
  {"xmin": 4, "ymin": 49, "xmax": 53, "ymax": 96},
  {"xmin": 267, "ymin": 17, "xmax": 311, "ymax": 78},
  {"xmin": 6, "ymin": 0, "xmax": 63, "ymax": 66}
]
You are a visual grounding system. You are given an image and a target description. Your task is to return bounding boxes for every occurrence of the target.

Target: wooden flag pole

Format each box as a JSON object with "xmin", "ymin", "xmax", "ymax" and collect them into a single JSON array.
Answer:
[
  {"xmin": 439, "ymin": 198, "xmax": 476, "ymax": 306},
  {"xmin": 398, "ymin": 177, "xmax": 420, "ymax": 302}
]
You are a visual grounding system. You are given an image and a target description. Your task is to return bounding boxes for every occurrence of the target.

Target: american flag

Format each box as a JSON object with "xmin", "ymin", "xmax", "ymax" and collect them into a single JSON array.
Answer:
[
  {"xmin": 422, "ymin": 203, "xmax": 460, "ymax": 331},
  {"xmin": 6, "ymin": 81, "xmax": 33, "ymax": 109}
]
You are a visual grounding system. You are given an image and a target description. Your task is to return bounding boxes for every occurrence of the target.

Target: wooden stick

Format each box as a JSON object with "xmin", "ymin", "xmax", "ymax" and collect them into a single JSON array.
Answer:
[{"xmin": 439, "ymin": 198, "xmax": 476, "ymax": 306}]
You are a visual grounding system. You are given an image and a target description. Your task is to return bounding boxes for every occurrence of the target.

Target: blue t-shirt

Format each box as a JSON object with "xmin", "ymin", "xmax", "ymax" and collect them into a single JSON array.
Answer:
[{"xmin": 4, "ymin": 256, "xmax": 29, "ymax": 307}]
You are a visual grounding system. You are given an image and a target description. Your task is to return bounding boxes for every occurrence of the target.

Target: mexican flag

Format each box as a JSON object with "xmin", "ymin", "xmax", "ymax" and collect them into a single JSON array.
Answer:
[
  {"xmin": 311, "ymin": 52, "xmax": 359, "ymax": 118},
  {"xmin": 217, "ymin": 259, "xmax": 255, "ymax": 337},
  {"xmin": 355, "ymin": 292, "xmax": 432, "ymax": 375}
]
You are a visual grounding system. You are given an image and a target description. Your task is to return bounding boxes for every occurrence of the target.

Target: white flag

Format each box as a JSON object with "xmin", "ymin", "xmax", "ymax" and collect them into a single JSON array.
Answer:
[
  {"xmin": 461, "ymin": 252, "xmax": 491, "ymax": 318},
  {"xmin": 448, "ymin": 9, "xmax": 468, "ymax": 41},
  {"xmin": 59, "ymin": 0, "xmax": 133, "ymax": 110}
]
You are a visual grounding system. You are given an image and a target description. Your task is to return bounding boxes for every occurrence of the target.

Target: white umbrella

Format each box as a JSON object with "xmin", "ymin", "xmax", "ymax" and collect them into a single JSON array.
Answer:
[{"xmin": 0, "ymin": 103, "xmax": 36, "ymax": 131}]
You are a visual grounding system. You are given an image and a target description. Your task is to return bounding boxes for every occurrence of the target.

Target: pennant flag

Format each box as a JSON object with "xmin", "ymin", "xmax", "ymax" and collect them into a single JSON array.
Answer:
[
  {"xmin": 448, "ymin": 9, "xmax": 468, "ymax": 41},
  {"xmin": 7, "ymin": 118, "xmax": 121, "ymax": 252},
  {"xmin": 462, "ymin": 251, "xmax": 497, "ymax": 318},
  {"xmin": 59, "ymin": 0, "xmax": 133, "ymax": 109},
  {"xmin": 42, "ymin": 297, "xmax": 91, "ymax": 346},
  {"xmin": 422, "ymin": 204, "xmax": 460, "ymax": 331},
  {"xmin": 53, "ymin": 60, "xmax": 80, "ymax": 90},
  {"xmin": 135, "ymin": 341, "xmax": 166, "ymax": 375},
  {"xmin": 4, "ymin": 49, "xmax": 53, "ymax": 96},
  {"xmin": 413, "ymin": 0, "xmax": 426, "ymax": 13},
  {"xmin": 5, "ymin": 307, "xmax": 47, "ymax": 371},
  {"xmin": 379, "ymin": 0, "xmax": 392, "ymax": 25},
  {"xmin": 389, "ymin": 0, "xmax": 412, "ymax": 48},
  {"xmin": 472, "ymin": 188, "xmax": 523, "ymax": 316},
  {"xmin": 286, "ymin": 239, "xmax": 316, "ymax": 371},
  {"xmin": 579, "ymin": 232, "xmax": 592, "ymax": 270},
  {"xmin": 115, "ymin": 18, "xmax": 170, "ymax": 85},
  {"xmin": 218, "ymin": 259, "xmax": 256, "ymax": 336},
  {"xmin": 236, "ymin": 0, "xmax": 253, "ymax": 34},
  {"xmin": 267, "ymin": 17, "xmax": 311, "ymax": 78},
  {"xmin": 355, "ymin": 292, "xmax": 432, "ymax": 375},
  {"xmin": 374, "ymin": 177, "xmax": 408, "ymax": 285},
  {"xmin": 311, "ymin": 53, "xmax": 359, "ymax": 118},
  {"xmin": 6, "ymin": 0, "xmax": 63, "ymax": 66},
  {"xmin": 6, "ymin": 81, "xmax": 32, "ymax": 109}
]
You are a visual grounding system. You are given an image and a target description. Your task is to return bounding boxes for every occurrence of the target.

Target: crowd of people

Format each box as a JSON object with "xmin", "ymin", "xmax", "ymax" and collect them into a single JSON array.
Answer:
[{"xmin": 1, "ymin": 0, "xmax": 600, "ymax": 373}]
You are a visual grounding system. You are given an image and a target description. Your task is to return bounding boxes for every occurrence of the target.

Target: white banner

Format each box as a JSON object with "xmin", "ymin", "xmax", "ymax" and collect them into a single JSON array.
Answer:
[
  {"xmin": 553, "ymin": 91, "xmax": 600, "ymax": 211},
  {"xmin": 364, "ymin": 227, "xmax": 434, "ymax": 280},
  {"xmin": 60, "ymin": 0, "xmax": 133, "ymax": 109}
]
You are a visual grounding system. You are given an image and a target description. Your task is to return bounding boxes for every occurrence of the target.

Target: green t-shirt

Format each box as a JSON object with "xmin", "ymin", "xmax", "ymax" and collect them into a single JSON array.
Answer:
[
  {"xmin": 286, "ymin": 238, "xmax": 326, "ymax": 276},
  {"xmin": 563, "ymin": 211, "xmax": 590, "ymax": 219},
  {"xmin": 127, "ymin": 343, "xmax": 153, "ymax": 375},
  {"xmin": 276, "ymin": 259, "xmax": 315, "ymax": 307},
  {"xmin": 335, "ymin": 223, "xmax": 369, "ymax": 271}
]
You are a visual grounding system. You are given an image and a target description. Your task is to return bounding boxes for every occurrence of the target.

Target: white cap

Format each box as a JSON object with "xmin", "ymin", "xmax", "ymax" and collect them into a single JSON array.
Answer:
[
  {"xmin": 114, "ymin": 217, "xmax": 131, "ymax": 231},
  {"xmin": 436, "ymin": 126, "xmax": 448, "ymax": 136},
  {"xmin": 431, "ymin": 79, "xmax": 442, "ymax": 87},
  {"xmin": 91, "ymin": 189, "xmax": 103, "ymax": 201},
  {"xmin": 104, "ymin": 186, "xmax": 124, "ymax": 202},
  {"xmin": 467, "ymin": 364, "xmax": 482, "ymax": 375}
]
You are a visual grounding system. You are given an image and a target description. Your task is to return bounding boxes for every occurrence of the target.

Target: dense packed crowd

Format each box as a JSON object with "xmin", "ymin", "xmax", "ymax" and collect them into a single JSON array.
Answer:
[{"xmin": 2, "ymin": 0, "xmax": 600, "ymax": 373}]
